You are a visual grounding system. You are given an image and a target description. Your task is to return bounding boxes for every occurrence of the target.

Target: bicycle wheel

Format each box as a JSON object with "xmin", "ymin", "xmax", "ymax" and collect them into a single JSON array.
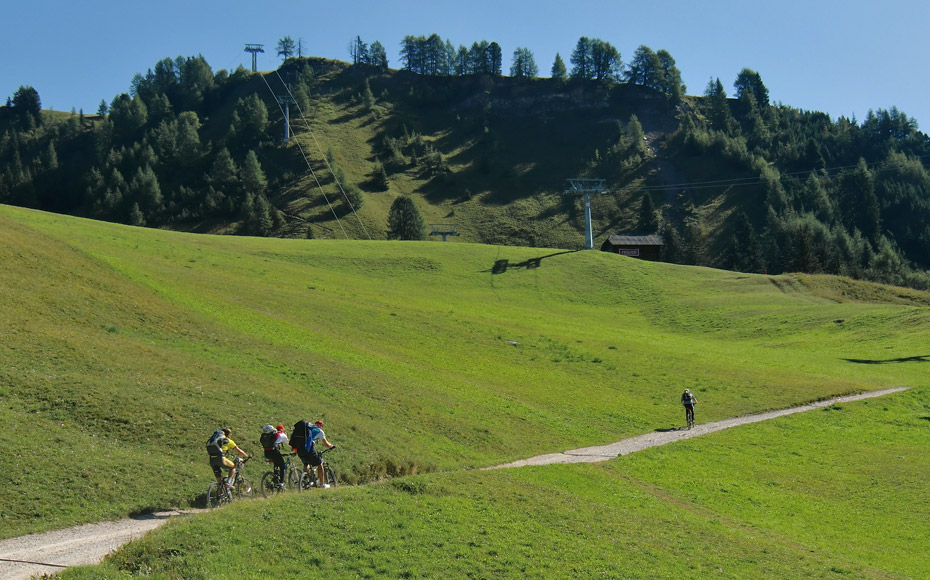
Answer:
[
  {"xmin": 260, "ymin": 472, "xmax": 280, "ymax": 498},
  {"xmin": 235, "ymin": 477, "xmax": 254, "ymax": 500},
  {"xmin": 206, "ymin": 483, "xmax": 226, "ymax": 508},
  {"xmin": 298, "ymin": 471, "xmax": 315, "ymax": 492},
  {"xmin": 323, "ymin": 465, "xmax": 337, "ymax": 488},
  {"xmin": 286, "ymin": 466, "xmax": 302, "ymax": 490}
]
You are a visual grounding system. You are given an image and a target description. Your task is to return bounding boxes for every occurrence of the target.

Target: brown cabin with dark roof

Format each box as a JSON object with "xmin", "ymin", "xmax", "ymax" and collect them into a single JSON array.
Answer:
[{"xmin": 600, "ymin": 235, "xmax": 664, "ymax": 261}]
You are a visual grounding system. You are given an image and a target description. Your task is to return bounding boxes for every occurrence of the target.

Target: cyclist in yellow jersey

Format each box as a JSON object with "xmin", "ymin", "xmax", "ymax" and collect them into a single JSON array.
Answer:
[{"xmin": 209, "ymin": 428, "xmax": 250, "ymax": 488}]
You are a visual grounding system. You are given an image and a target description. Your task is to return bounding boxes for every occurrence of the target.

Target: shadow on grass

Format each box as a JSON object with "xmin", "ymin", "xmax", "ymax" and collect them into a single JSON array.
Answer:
[
  {"xmin": 842, "ymin": 355, "xmax": 930, "ymax": 364},
  {"xmin": 484, "ymin": 250, "xmax": 579, "ymax": 275}
]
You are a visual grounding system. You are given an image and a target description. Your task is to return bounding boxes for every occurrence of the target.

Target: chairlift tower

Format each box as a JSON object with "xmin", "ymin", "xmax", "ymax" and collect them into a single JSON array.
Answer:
[
  {"xmin": 244, "ymin": 44, "xmax": 265, "ymax": 72},
  {"xmin": 276, "ymin": 95, "xmax": 297, "ymax": 142},
  {"xmin": 429, "ymin": 224, "xmax": 460, "ymax": 242},
  {"xmin": 562, "ymin": 178, "xmax": 606, "ymax": 249}
]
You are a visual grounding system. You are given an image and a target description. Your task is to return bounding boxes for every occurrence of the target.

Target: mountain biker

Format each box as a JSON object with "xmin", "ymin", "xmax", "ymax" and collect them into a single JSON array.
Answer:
[
  {"xmin": 291, "ymin": 419, "xmax": 336, "ymax": 488},
  {"xmin": 308, "ymin": 420, "xmax": 336, "ymax": 488},
  {"xmin": 209, "ymin": 427, "xmax": 250, "ymax": 488},
  {"xmin": 681, "ymin": 389, "xmax": 697, "ymax": 427},
  {"xmin": 260, "ymin": 424, "xmax": 289, "ymax": 487}
]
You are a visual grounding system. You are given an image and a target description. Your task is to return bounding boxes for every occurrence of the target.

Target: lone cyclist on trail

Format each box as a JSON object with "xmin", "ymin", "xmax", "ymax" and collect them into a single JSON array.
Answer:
[
  {"xmin": 681, "ymin": 389, "xmax": 697, "ymax": 428},
  {"xmin": 290, "ymin": 419, "xmax": 336, "ymax": 488}
]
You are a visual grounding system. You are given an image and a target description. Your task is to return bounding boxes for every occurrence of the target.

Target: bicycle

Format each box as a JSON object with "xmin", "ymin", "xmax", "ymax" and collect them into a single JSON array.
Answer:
[
  {"xmin": 297, "ymin": 447, "xmax": 337, "ymax": 491},
  {"xmin": 684, "ymin": 404, "xmax": 695, "ymax": 429},
  {"xmin": 260, "ymin": 452, "xmax": 302, "ymax": 497},
  {"xmin": 206, "ymin": 456, "xmax": 254, "ymax": 508}
]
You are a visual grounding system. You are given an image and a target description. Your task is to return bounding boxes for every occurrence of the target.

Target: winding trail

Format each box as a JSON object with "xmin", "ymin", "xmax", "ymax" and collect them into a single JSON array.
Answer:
[
  {"xmin": 0, "ymin": 387, "xmax": 908, "ymax": 579},
  {"xmin": 490, "ymin": 387, "xmax": 908, "ymax": 469}
]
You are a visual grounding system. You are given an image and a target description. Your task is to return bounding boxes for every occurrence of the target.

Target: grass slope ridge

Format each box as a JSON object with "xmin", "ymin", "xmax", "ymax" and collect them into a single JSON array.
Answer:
[{"xmin": 2, "ymin": 204, "xmax": 928, "ymax": 573}]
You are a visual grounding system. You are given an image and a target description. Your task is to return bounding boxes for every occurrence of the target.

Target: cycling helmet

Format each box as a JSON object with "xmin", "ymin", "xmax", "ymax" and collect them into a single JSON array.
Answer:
[
  {"xmin": 262, "ymin": 424, "xmax": 275, "ymax": 434},
  {"xmin": 314, "ymin": 420, "xmax": 324, "ymax": 427}
]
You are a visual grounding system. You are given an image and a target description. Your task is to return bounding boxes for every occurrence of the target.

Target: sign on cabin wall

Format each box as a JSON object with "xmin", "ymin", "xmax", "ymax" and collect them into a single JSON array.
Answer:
[{"xmin": 619, "ymin": 249, "xmax": 640, "ymax": 257}]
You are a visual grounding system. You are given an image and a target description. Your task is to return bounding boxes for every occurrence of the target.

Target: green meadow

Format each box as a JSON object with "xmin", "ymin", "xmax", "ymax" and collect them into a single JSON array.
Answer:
[{"xmin": 1, "ymin": 204, "xmax": 928, "ymax": 578}]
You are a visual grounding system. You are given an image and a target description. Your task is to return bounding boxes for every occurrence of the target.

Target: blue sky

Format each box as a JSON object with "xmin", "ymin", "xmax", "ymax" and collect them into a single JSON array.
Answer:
[{"xmin": 4, "ymin": 0, "xmax": 930, "ymax": 129}]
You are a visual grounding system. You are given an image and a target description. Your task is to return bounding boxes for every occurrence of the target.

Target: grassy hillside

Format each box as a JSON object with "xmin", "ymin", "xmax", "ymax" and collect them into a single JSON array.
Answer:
[
  {"xmin": 270, "ymin": 64, "xmax": 669, "ymax": 249},
  {"xmin": 2, "ymin": 203, "xmax": 929, "ymax": 576},
  {"xmin": 62, "ymin": 386, "xmax": 930, "ymax": 579}
]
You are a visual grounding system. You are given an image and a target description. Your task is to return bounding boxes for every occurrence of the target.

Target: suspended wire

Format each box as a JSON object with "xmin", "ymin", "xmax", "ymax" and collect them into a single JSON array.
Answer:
[
  {"xmin": 258, "ymin": 73, "xmax": 351, "ymax": 240},
  {"xmin": 629, "ymin": 151, "xmax": 930, "ymax": 194},
  {"xmin": 271, "ymin": 69, "xmax": 373, "ymax": 241}
]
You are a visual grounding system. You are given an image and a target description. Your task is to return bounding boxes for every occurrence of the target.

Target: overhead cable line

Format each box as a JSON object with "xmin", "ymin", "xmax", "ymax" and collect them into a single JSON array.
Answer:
[
  {"xmin": 271, "ymin": 69, "xmax": 373, "ymax": 241},
  {"xmin": 259, "ymin": 73, "xmax": 352, "ymax": 240},
  {"xmin": 633, "ymin": 152, "xmax": 930, "ymax": 194}
]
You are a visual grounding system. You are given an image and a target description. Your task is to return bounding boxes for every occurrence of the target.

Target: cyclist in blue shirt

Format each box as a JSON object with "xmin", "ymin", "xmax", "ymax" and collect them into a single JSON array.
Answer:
[{"xmin": 291, "ymin": 419, "xmax": 336, "ymax": 488}]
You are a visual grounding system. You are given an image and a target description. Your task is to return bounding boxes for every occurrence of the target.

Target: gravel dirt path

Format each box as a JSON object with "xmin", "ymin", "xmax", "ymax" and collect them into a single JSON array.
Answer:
[
  {"xmin": 0, "ymin": 387, "xmax": 907, "ymax": 579},
  {"xmin": 490, "ymin": 387, "xmax": 908, "ymax": 469},
  {"xmin": 0, "ymin": 509, "xmax": 202, "ymax": 580}
]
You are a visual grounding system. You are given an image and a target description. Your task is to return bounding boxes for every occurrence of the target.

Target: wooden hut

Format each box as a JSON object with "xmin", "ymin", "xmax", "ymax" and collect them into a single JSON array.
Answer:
[{"xmin": 600, "ymin": 235, "xmax": 664, "ymax": 261}]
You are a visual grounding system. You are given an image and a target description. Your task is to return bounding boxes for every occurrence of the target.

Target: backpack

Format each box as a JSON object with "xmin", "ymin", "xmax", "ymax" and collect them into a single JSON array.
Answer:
[
  {"xmin": 289, "ymin": 420, "xmax": 308, "ymax": 452},
  {"xmin": 260, "ymin": 431, "xmax": 279, "ymax": 451},
  {"xmin": 307, "ymin": 425, "xmax": 322, "ymax": 451},
  {"xmin": 206, "ymin": 429, "xmax": 228, "ymax": 456}
]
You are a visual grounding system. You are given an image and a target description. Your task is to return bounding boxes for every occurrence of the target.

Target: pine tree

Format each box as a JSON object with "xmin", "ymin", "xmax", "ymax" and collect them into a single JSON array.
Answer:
[
  {"xmin": 551, "ymin": 53, "xmax": 567, "ymax": 83},
  {"xmin": 277, "ymin": 37, "xmax": 297, "ymax": 61},
  {"xmin": 240, "ymin": 150, "xmax": 267, "ymax": 195},
  {"xmin": 372, "ymin": 162, "xmax": 389, "ymax": 191},
  {"xmin": 129, "ymin": 202, "xmax": 146, "ymax": 226},
  {"xmin": 727, "ymin": 211, "xmax": 764, "ymax": 273},
  {"xmin": 387, "ymin": 196, "xmax": 425, "ymax": 240},
  {"xmin": 636, "ymin": 194, "xmax": 659, "ymax": 234}
]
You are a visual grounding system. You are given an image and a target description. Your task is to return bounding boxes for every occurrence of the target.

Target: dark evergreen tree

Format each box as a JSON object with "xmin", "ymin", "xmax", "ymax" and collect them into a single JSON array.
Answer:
[
  {"xmin": 703, "ymin": 78, "xmax": 737, "ymax": 135},
  {"xmin": 837, "ymin": 159, "xmax": 879, "ymax": 243},
  {"xmin": 660, "ymin": 222, "xmax": 683, "ymax": 264},
  {"xmin": 387, "ymin": 195, "xmax": 425, "ymax": 240},
  {"xmin": 733, "ymin": 68, "xmax": 769, "ymax": 107},
  {"xmin": 636, "ymin": 193, "xmax": 659, "ymax": 234},
  {"xmin": 551, "ymin": 53, "xmax": 567, "ymax": 82},
  {"xmin": 228, "ymin": 94, "xmax": 269, "ymax": 146},
  {"xmin": 656, "ymin": 50, "xmax": 685, "ymax": 102},
  {"xmin": 129, "ymin": 202, "xmax": 145, "ymax": 226},
  {"xmin": 372, "ymin": 162, "xmax": 389, "ymax": 191},
  {"xmin": 368, "ymin": 41, "xmax": 389, "ymax": 69},
  {"xmin": 626, "ymin": 45, "xmax": 660, "ymax": 88},
  {"xmin": 589, "ymin": 39, "xmax": 621, "ymax": 81},
  {"xmin": 510, "ymin": 47, "xmax": 538, "ymax": 79},
  {"xmin": 11, "ymin": 86, "xmax": 41, "ymax": 126},
  {"xmin": 240, "ymin": 150, "xmax": 267, "ymax": 195},
  {"xmin": 178, "ymin": 56, "xmax": 214, "ymax": 110},
  {"xmin": 277, "ymin": 37, "xmax": 297, "ymax": 61},
  {"xmin": 727, "ymin": 211, "xmax": 764, "ymax": 273},
  {"xmin": 488, "ymin": 42, "xmax": 503, "ymax": 76},
  {"xmin": 570, "ymin": 37, "xmax": 592, "ymax": 79}
]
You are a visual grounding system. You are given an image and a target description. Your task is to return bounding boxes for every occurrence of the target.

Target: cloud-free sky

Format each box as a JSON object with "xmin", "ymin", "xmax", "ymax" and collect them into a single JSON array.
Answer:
[{"xmin": 4, "ymin": 0, "xmax": 929, "ymax": 129}]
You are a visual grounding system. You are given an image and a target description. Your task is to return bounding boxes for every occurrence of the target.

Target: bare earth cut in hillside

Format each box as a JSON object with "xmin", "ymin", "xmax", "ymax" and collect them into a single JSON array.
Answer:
[{"xmin": 0, "ymin": 387, "xmax": 907, "ymax": 580}]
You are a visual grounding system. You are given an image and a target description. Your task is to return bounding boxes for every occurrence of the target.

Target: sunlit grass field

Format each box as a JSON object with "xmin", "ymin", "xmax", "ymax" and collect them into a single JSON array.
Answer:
[{"xmin": 2, "ymin": 204, "xmax": 928, "ymax": 578}]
